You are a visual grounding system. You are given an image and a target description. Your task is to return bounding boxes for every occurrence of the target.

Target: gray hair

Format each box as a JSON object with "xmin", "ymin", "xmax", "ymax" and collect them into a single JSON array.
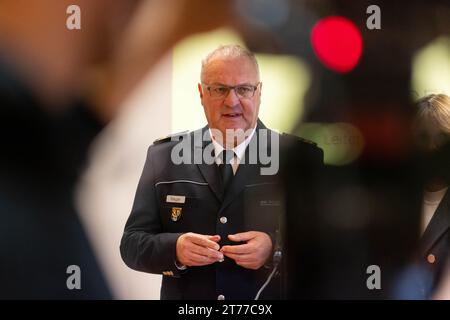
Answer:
[{"xmin": 200, "ymin": 44, "xmax": 260, "ymax": 83}]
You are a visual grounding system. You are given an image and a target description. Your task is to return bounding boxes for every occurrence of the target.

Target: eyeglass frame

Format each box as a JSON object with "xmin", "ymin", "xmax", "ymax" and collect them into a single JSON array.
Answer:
[{"xmin": 202, "ymin": 82, "xmax": 261, "ymax": 99}]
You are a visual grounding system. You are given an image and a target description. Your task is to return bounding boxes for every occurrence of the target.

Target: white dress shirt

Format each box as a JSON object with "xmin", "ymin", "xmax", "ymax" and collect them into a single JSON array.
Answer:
[
  {"xmin": 421, "ymin": 187, "xmax": 448, "ymax": 234},
  {"xmin": 209, "ymin": 127, "xmax": 257, "ymax": 174}
]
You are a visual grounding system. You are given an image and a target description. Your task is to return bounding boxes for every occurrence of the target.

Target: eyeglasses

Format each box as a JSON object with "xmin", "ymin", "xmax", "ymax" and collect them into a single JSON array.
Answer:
[{"xmin": 203, "ymin": 82, "xmax": 260, "ymax": 99}]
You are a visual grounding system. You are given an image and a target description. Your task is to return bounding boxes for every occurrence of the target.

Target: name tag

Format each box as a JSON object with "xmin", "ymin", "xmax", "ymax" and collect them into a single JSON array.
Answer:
[
  {"xmin": 166, "ymin": 195, "xmax": 186, "ymax": 204},
  {"xmin": 260, "ymin": 200, "xmax": 281, "ymax": 207}
]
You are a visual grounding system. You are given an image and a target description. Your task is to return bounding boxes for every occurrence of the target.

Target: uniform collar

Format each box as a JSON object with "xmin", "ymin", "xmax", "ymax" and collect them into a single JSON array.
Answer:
[{"xmin": 209, "ymin": 126, "xmax": 257, "ymax": 164}]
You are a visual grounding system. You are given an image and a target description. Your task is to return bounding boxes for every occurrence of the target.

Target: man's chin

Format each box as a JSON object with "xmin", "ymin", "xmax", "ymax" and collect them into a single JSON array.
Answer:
[{"xmin": 220, "ymin": 124, "xmax": 251, "ymax": 134}]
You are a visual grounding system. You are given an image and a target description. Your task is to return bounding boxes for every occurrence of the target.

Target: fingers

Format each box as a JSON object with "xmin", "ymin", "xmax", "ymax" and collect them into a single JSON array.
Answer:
[
  {"xmin": 190, "ymin": 234, "xmax": 221, "ymax": 250},
  {"xmin": 222, "ymin": 252, "xmax": 260, "ymax": 270},
  {"xmin": 221, "ymin": 243, "xmax": 252, "ymax": 255},
  {"xmin": 190, "ymin": 244, "xmax": 224, "ymax": 261},
  {"xmin": 221, "ymin": 231, "xmax": 267, "ymax": 255},
  {"xmin": 207, "ymin": 235, "xmax": 221, "ymax": 242},
  {"xmin": 220, "ymin": 232, "xmax": 273, "ymax": 270},
  {"xmin": 222, "ymin": 252, "xmax": 252, "ymax": 263},
  {"xmin": 228, "ymin": 231, "xmax": 257, "ymax": 243},
  {"xmin": 176, "ymin": 233, "xmax": 223, "ymax": 267},
  {"xmin": 177, "ymin": 232, "xmax": 271, "ymax": 269},
  {"xmin": 187, "ymin": 252, "xmax": 220, "ymax": 266}
]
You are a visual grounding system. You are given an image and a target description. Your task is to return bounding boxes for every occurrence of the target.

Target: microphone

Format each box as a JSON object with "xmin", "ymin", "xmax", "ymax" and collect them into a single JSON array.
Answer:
[
  {"xmin": 273, "ymin": 229, "xmax": 283, "ymax": 265},
  {"xmin": 255, "ymin": 228, "xmax": 283, "ymax": 300}
]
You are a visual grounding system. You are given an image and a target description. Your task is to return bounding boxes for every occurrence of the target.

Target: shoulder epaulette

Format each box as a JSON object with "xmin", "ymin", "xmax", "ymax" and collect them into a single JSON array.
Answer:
[
  {"xmin": 282, "ymin": 133, "xmax": 317, "ymax": 146},
  {"xmin": 153, "ymin": 130, "xmax": 189, "ymax": 145}
]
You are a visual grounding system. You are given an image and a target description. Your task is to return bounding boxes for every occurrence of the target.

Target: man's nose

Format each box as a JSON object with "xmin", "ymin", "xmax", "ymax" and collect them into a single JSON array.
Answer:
[{"xmin": 223, "ymin": 88, "xmax": 240, "ymax": 107}]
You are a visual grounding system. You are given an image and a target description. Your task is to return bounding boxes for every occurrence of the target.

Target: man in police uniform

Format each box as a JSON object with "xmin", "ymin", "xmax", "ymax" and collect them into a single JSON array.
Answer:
[{"xmin": 120, "ymin": 45, "xmax": 323, "ymax": 299}]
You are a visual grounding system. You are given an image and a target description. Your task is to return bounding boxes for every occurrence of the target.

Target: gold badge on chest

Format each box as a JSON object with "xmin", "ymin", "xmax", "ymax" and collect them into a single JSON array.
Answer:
[{"xmin": 171, "ymin": 207, "xmax": 182, "ymax": 222}]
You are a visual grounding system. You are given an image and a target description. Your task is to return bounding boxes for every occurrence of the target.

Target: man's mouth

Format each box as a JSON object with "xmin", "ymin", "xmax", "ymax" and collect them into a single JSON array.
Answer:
[{"xmin": 222, "ymin": 113, "xmax": 242, "ymax": 118}]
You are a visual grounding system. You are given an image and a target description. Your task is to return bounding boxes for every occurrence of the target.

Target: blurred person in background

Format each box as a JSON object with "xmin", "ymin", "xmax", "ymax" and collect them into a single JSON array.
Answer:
[
  {"xmin": 0, "ymin": 0, "xmax": 232, "ymax": 299},
  {"xmin": 270, "ymin": 0, "xmax": 447, "ymax": 299},
  {"xmin": 413, "ymin": 94, "xmax": 450, "ymax": 298}
]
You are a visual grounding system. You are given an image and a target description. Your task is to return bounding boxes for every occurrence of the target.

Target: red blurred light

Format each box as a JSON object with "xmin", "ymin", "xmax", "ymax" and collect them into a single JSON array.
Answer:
[{"xmin": 311, "ymin": 16, "xmax": 363, "ymax": 73}]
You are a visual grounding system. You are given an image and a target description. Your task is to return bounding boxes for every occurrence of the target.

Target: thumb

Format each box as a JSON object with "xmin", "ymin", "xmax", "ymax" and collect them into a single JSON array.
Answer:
[{"xmin": 228, "ymin": 231, "xmax": 256, "ymax": 242}]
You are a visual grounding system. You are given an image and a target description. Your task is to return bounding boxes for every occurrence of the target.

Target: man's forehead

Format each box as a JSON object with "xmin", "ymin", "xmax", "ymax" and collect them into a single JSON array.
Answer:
[{"xmin": 203, "ymin": 57, "xmax": 259, "ymax": 83}]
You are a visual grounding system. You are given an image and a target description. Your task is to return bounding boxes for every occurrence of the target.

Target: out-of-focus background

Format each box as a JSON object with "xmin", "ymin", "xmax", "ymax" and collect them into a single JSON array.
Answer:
[
  {"xmin": 78, "ymin": 30, "xmax": 449, "ymax": 299},
  {"xmin": 0, "ymin": 0, "xmax": 449, "ymax": 299}
]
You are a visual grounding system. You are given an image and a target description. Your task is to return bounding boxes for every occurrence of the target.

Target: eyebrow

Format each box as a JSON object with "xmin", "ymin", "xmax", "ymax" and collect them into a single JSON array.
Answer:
[{"xmin": 208, "ymin": 82, "xmax": 256, "ymax": 87}]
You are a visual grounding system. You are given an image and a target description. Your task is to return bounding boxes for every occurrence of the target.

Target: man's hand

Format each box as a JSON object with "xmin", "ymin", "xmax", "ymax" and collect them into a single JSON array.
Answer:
[
  {"xmin": 220, "ymin": 231, "xmax": 273, "ymax": 270},
  {"xmin": 176, "ymin": 233, "xmax": 223, "ymax": 267}
]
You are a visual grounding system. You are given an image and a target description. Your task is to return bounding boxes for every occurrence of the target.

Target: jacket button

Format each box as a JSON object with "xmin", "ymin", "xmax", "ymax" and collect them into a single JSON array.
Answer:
[
  {"xmin": 220, "ymin": 217, "xmax": 227, "ymax": 224},
  {"xmin": 217, "ymin": 294, "xmax": 225, "ymax": 300},
  {"xmin": 427, "ymin": 254, "xmax": 436, "ymax": 264}
]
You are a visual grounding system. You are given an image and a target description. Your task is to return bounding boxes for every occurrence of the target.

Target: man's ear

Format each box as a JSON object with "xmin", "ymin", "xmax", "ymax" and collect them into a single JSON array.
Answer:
[
  {"xmin": 259, "ymin": 82, "xmax": 263, "ymax": 96},
  {"xmin": 198, "ymin": 83, "xmax": 203, "ymax": 99}
]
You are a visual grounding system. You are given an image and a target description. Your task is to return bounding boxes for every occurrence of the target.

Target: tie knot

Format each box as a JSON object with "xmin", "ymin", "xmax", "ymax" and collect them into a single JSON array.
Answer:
[
  {"xmin": 219, "ymin": 150, "xmax": 235, "ymax": 165},
  {"xmin": 218, "ymin": 150, "xmax": 235, "ymax": 193}
]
